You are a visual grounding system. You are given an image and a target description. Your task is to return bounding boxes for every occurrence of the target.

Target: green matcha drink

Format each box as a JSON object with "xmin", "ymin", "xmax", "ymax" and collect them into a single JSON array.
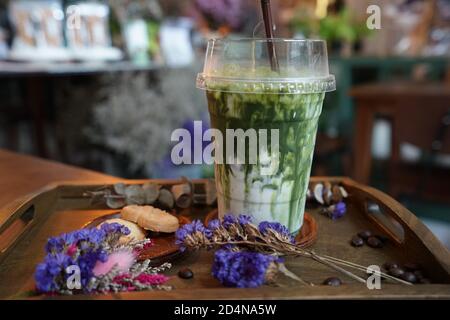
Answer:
[{"xmin": 197, "ymin": 39, "xmax": 335, "ymax": 233}]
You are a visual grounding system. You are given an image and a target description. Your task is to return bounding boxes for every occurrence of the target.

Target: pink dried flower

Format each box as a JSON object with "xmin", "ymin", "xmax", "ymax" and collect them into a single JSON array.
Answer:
[
  {"xmin": 134, "ymin": 273, "xmax": 170, "ymax": 285},
  {"xmin": 93, "ymin": 250, "xmax": 135, "ymax": 276},
  {"xmin": 112, "ymin": 274, "xmax": 133, "ymax": 287},
  {"xmin": 66, "ymin": 244, "xmax": 77, "ymax": 257}
]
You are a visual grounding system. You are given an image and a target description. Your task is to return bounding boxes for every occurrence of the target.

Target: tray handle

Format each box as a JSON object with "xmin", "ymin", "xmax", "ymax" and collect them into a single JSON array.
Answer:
[
  {"xmin": 0, "ymin": 204, "xmax": 35, "ymax": 255},
  {"xmin": 344, "ymin": 181, "xmax": 415, "ymax": 245}
]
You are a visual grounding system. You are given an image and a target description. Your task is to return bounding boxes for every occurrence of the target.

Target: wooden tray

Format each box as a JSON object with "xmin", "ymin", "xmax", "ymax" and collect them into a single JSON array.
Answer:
[{"xmin": 0, "ymin": 177, "xmax": 449, "ymax": 299}]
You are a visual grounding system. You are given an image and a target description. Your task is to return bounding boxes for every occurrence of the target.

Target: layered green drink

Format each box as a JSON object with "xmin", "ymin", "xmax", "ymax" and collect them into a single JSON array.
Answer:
[{"xmin": 197, "ymin": 39, "xmax": 335, "ymax": 233}]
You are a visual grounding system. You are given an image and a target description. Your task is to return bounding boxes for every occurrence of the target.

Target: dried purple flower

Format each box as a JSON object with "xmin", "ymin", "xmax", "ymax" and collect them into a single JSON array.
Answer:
[
  {"xmin": 237, "ymin": 214, "xmax": 252, "ymax": 226},
  {"xmin": 222, "ymin": 214, "xmax": 237, "ymax": 229},
  {"xmin": 258, "ymin": 221, "xmax": 295, "ymax": 244},
  {"xmin": 327, "ymin": 201, "xmax": 346, "ymax": 220},
  {"xmin": 207, "ymin": 219, "xmax": 221, "ymax": 230},
  {"xmin": 100, "ymin": 222, "xmax": 131, "ymax": 236},
  {"xmin": 175, "ymin": 220, "xmax": 212, "ymax": 251},
  {"xmin": 212, "ymin": 250, "xmax": 277, "ymax": 288}
]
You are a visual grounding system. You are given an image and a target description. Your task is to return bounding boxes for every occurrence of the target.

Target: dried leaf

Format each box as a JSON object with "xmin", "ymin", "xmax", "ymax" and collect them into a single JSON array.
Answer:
[
  {"xmin": 106, "ymin": 196, "xmax": 126, "ymax": 209},
  {"xmin": 125, "ymin": 185, "xmax": 146, "ymax": 205},
  {"xmin": 157, "ymin": 189, "xmax": 174, "ymax": 209},
  {"xmin": 171, "ymin": 183, "xmax": 192, "ymax": 208},
  {"xmin": 113, "ymin": 183, "xmax": 127, "ymax": 195},
  {"xmin": 142, "ymin": 182, "xmax": 160, "ymax": 204},
  {"xmin": 331, "ymin": 185, "xmax": 343, "ymax": 202},
  {"xmin": 313, "ymin": 183, "xmax": 324, "ymax": 205},
  {"xmin": 323, "ymin": 183, "xmax": 333, "ymax": 205},
  {"xmin": 339, "ymin": 186, "xmax": 349, "ymax": 198}
]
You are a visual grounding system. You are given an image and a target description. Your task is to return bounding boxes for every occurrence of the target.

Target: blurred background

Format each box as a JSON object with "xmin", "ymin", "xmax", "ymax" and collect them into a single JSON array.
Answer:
[{"xmin": 0, "ymin": 0, "xmax": 449, "ymax": 246}]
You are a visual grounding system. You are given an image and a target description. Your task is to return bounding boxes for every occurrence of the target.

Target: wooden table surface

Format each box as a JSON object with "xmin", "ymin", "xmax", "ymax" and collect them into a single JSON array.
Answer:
[{"xmin": 0, "ymin": 149, "xmax": 119, "ymax": 210}]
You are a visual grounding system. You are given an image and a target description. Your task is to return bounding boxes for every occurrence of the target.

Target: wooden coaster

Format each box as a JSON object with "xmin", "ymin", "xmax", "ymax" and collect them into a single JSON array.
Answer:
[{"xmin": 204, "ymin": 209, "xmax": 318, "ymax": 248}]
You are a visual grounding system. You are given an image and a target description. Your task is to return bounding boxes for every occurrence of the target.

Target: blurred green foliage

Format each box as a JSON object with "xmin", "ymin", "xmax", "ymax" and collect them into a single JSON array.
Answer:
[{"xmin": 290, "ymin": 8, "xmax": 371, "ymax": 43}]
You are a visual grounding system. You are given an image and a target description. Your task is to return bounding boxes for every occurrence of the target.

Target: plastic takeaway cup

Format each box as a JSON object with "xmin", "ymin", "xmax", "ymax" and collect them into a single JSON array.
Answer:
[{"xmin": 196, "ymin": 38, "xmax": 336, "ymax": 234}]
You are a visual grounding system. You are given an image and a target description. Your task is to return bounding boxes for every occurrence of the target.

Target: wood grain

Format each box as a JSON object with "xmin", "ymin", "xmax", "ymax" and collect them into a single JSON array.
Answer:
[{"xmin": 0, "ymin": 149, "xmax": 119, "ymax": 228}]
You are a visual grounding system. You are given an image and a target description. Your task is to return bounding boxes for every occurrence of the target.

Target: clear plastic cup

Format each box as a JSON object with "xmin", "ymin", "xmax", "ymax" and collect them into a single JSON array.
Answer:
[{"xmin": 197, "ymin": 38, "xmax": 335, "ymax": 234}]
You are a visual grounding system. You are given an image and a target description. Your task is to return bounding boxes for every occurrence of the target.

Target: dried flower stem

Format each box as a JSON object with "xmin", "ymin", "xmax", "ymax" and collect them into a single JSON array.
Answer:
[
  {"xmin": 277, "ymin": 263, "xmax": 314, "ymax": 286},
  {"xmin": 310, "ymin": 252, "xmax": 367, "ymax": 284},
  {"xmin": 280, "ymin": 240, "xmax": 411, "ymax": 285},
  {"xmin": 321, "ymin": 255, "xmax": 413, "ymax": 285}
]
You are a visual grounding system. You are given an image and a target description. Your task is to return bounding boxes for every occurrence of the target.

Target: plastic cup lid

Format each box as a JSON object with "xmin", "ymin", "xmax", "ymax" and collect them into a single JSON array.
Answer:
[{"xmin": 197, "ymin": 38, "xmax": 336, "ymax": 94}]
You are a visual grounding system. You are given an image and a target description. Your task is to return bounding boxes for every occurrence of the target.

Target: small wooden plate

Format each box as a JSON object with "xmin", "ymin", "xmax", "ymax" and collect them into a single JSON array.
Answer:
[
  {"xmin": 204, "ymin": 209, "xmax": 318, "ymax": 248},
  {"xmin": 85, "ymin": 213, "xmax": 191, "ymax": 265}
]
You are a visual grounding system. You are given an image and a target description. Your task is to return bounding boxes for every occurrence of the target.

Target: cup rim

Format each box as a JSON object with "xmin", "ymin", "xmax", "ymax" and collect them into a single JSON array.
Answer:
[{"xmin": 207, "ymin": 37, "xmax": 327, "ymax": 44}]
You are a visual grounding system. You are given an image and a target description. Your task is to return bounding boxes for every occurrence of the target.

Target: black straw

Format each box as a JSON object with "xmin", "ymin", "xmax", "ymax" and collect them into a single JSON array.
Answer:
[{"xmin": 260, "ymin": 0, "xmax": 279, "ymax": 72}]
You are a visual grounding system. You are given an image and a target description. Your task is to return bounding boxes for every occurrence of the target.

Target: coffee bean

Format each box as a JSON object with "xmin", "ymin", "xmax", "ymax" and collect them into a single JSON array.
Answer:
[
  {"xmin": 323, "ymin": 277, "xmax": 342, "ymax": 286},
  {"xmin": 404, "ymin": 263, "xmax": 420, "ymax": 271},
  {"xmin": 358, "ymin": 230, "xmax": 372, "ymax": 240},
  {"xmin": 351, "ymin": 235, "xmax": 364, "ymax": 247},
  {"xmin": 401, "ymin": 271, "xmax": 418, "ymax": 283},
  {"xmin": 388, "ymin": 267, "xmax": 405, "ymax": 278},
  {"xmin": 367, "ymin": 236, "xmax": 383, "ymax": 248},
  {"xmin": 383, "ymin": 262, "xmax": 398, "ymax": 271},
  {"xmin": 178, "ymin": 268, "xmax": 194, "ymax": 279}
]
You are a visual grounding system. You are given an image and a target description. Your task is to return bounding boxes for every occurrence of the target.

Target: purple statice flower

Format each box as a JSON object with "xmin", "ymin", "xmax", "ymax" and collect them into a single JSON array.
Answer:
[
  {"xmin": 222, "ymin": 214, "xmax": 237, "ymax": 229},
  {"xmin": 207, "ymin": 214, "xmax": 250, "ymax": 232},
  {"xmin": 35, "ymin": 253, "xmax": 74, "ymax": 293},
  {"xmin": 76, "ymin": 250, "xmax": 109, "ymax": 290},
  {"xmin": 258, "ymin": 221, "xmax": 295, "ymax": 244},
  {"xmin": 45, "ymin": 237, "xmax": 64, "ymax": 254},
  {"xmin": 328, "ymin": 201, "xmax": 346, "ymax": 220},
  {"xmin": 212, "ymin": 250, "xmax": 277, "ymax": 288},
  {"xmin": 237, "ymin": 214, "xmax": 252, "ymax": 226},
  {"xmin": 207, "ymin": 219, "xmax": 221, "ymax": 230},
  {"xmin": 100, "ymin": 222, "xmax": 131, "ymax": 236},
  {"xmin": 175, "ymin": 220, "xmax": 212, "ymax": 251}
]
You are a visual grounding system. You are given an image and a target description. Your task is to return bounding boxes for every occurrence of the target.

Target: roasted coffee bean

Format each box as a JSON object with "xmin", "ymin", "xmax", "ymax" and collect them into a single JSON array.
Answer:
[
  {"xmin": 401, "ymin": 271, "xmax": 418, "ymax": 283},
  {"xmin": 367, "ymin": 236, "xmax": 383, "ymax": 248},
  {"xmin": 357, "ymin": 230, "xmax": 372, "ymax": 240},
  {"xmin": 383, "ymin": 262, "xmax": 398, "ymax": 271},
  {"xmin": 351, "ymin": 235, "xmax": 364, "ymax": 247},
  {"xmin": 178, "ymin": 268, "xmax": 194, "ymax": 279},
  {"xmin": 323, "ymin": 277, "xmax": 342, "ymax": 286},
  {"xmin": 388, "ymin": 267, "xmax": 405, "ymax": 278},
  {"xmin": 404, "ymin": 263, "xmax": 420, "ymax": 271}
]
